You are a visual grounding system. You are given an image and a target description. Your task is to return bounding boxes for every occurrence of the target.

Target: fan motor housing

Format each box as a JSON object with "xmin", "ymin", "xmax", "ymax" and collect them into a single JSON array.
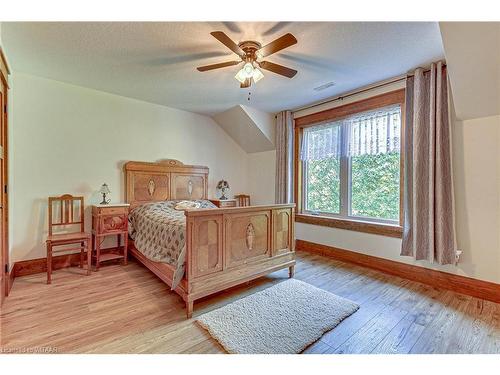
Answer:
[{"xmin": 238, "ymin": 41, "xmax": 262, "ymax": 61}]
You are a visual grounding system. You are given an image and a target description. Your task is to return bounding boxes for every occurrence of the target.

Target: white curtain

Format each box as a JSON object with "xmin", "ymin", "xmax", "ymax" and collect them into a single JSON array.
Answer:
[
  {"xmin": 301, "ymin": 120, "xmax": 342, "ymax": 161},
  {"xmin": 348, "ymin": 105, "xmax": 401, "ymax": 157},
  {"xmin": 300, "ymin": 105, "xmax": 402, "ymax": 162},
  {"xmin": 275, "ymin": 111, "xmax": 294, "ymax": 204}
]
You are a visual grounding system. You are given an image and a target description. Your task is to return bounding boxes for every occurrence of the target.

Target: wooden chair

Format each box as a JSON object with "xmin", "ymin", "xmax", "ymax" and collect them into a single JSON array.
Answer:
[
  {"xmin": 234, "ymin": 194, "xmax": 251, "ymax": 207},
  {"xmin": 46, "ymin": 194, "xmax": 91, "ymax": 284}
]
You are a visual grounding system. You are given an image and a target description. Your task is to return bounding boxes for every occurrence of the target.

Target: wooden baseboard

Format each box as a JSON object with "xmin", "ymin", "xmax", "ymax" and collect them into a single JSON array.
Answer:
[
  {"xmin": 296, "ymin": 239, "xmax": 500, "ymax": 304},
  {"xmin": 9, "ymin": 247, "xmax": 124, "ymax": 285},
  {"xmin": 12, "ymin": 253, "xmax": 83, "ymax": 278}
]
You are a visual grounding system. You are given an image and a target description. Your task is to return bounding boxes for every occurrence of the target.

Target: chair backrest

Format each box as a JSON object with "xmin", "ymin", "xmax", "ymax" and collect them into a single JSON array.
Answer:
[
  {"xmin": 48, "ymin": 194, "xmax": 85, "ymax": 236},
  {"xmin": 235, "ymin": 194, "xmax": 251, "ymax": 207}
]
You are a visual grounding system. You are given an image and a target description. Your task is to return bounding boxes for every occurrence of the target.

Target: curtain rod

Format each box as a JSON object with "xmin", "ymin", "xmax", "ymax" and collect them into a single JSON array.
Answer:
[{"xmin": 283, "ymin": 63, "xmax": 446, "ymax": 116}]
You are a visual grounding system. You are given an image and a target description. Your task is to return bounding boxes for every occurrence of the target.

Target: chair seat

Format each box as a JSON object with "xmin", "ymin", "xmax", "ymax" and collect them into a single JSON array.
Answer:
[{"xmin": 47, "ymin": 231, "xmax": 91, "ymax": 243}]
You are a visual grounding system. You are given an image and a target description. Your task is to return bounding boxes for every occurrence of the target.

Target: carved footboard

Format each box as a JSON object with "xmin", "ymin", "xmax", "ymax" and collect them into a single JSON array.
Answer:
[{"xmin": 184, "ymin": 204, "xmax": 295, "ymax": 317}]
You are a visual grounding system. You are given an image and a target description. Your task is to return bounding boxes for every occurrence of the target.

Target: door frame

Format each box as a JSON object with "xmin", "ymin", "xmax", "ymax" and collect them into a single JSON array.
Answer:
[{"xmin": 0, "ymin": 46, "xmax": 10, "ymax": 301}]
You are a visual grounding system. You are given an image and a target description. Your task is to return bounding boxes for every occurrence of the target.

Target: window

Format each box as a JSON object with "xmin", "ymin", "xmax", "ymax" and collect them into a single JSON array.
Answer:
[{"xmin": 294, "ymin": 90, "xmax": 404, "ymax": 236}]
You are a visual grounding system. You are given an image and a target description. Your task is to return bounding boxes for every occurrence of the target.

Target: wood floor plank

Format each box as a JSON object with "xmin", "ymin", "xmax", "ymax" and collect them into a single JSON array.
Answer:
[
  {"xmin": 370, "ymin": 314, "xmax": 426, "ymax": 354},
  {"xmin": 320, "ymin": 300, "xmax": 388, "ymax": 350},
  {"xmin": 303, "ymin": 340, "xmax": 331, "ymax": 354},
  {"xmin": 1, "ymin": 252, "xmax": 499, "ymax": 354},
  {"xmin": 444, "ymin": 297, "xmax": 498, "ymax": 354},
  {"xmin": 481, "ymin": 301, "xmax": 500, "ymax": 353},
  {"xmin": 409, "ymin": 293, "xmax": 473, "ymax": 354},
  {"xmin": 331, "ymin": 305, "xmax": 409, "ymax": 354}
]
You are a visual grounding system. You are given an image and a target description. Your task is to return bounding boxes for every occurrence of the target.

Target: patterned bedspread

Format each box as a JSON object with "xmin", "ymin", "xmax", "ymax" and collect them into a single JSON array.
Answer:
[{"xmin": 129, "ymin": 200, "xmax": 217, "ymax": 289}]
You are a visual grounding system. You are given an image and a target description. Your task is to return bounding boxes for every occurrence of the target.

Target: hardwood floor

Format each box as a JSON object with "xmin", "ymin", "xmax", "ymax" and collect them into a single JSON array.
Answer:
[{"xmin": 1, "ymin": 251, "xmax": 499, "ymax": 354}]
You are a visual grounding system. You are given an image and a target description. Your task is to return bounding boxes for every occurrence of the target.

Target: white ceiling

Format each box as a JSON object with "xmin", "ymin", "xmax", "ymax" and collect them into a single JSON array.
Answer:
[{"xmin": 3, "ymin": 22, "xmax": 444, "ymax": 116}]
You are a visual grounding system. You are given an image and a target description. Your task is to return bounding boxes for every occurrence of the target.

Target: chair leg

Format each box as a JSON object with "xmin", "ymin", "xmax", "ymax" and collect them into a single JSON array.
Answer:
[
  {"xmin": 86, "ymin": 239, "xmax": 91, "ymax": 276},
  {"xmin": 289, "ymin": 265, "xmax": 295, "ymax": 278},
  {"xmin": 80, "ymin": 241, "xmax": 84, "ymax": 268},
  {"xmin": 46, "ymin": 242, "xmax": 52, "ymax": 284}
]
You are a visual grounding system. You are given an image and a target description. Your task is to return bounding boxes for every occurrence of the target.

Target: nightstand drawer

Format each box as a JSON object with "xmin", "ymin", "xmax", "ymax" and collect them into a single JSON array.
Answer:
[
  {"xmin": 100, "ymin": 214, "xmax": 128, "ymax": 234},
  {"xmin": 98, "ymin": 206, "xmax": 128, "ymax": 215}
]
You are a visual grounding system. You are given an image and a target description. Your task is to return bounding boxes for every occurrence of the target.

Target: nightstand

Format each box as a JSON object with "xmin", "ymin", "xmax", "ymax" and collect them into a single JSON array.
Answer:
[
  {"xmin": 91, "ymin": 203, "xmax": 130, "ymax": 270},
  {"xmin": 210, "ymin": 199, "xmax": 237, "ymax": 208}
]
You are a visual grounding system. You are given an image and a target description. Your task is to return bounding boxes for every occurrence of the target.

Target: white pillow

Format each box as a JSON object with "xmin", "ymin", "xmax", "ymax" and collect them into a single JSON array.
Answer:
[{"xmin": 174, "ymin": 200, "xmax": 201, "ymax": 211}]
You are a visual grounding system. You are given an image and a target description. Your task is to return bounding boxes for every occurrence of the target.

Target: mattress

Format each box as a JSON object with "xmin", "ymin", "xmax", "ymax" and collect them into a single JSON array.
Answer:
[{"xmin": 129, "ymin": 199, "xmax": 217, "ymax": 288}]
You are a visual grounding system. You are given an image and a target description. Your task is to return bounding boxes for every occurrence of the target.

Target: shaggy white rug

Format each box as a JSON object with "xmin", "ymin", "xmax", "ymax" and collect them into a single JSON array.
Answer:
[{"xmin": 196, "ymin": 279, "xmax": 359, "ymax": 354}]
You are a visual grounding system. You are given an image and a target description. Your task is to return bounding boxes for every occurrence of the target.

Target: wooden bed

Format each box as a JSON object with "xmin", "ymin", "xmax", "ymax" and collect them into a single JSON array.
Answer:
[{"xmin": 124, "ymin": 159, "xmax": 296, "ymax": 318}]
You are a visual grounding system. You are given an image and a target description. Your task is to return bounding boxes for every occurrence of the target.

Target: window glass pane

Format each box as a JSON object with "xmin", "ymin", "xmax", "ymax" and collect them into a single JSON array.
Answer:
[
  {"xmin": 349, "ymin": 105, "xmax": 401, "ymax": 221},
  {"xmin": 305, "ymin": 157, "xmax": 341, "ymax": 214},
  {"xmin": 350, "ymin": 151, "xmax": 400, "ymax": 220},
  {"xmin": 302, "ymin": 121, "xmax": 342, "ymax": 214}
]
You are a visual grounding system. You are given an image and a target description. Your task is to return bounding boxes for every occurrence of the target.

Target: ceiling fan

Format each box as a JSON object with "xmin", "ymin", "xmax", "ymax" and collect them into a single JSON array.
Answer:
[{"xmin": 197, "ymin": 31, "xmax": 298, "ymax": 88}]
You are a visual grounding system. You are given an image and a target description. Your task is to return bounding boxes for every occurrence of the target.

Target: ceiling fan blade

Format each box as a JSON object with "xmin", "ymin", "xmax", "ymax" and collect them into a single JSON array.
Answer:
[
  {"xmin": 240, "ymin": 78, "xmax": 251, "ymax": 88},
  {"xmin": 210, "ymin": 31, "xmax": 245, "ymax": 58},
  {"xmin": 258, "ymin": 33, "xmax": 297, "ymax": 58},
  {"xmin": 258, "ymin": 61, "xmax": 297, "ymax": 78},
  {"xmin": 197, "ymin": 61, "xmax": 241, "ymax": 72}
]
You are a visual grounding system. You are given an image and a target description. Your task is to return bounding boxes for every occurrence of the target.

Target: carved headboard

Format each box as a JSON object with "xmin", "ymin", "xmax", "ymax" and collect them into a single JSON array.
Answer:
[{"xmin": 124, "ymin": 159, "xmax": 209, "ymax": 208}]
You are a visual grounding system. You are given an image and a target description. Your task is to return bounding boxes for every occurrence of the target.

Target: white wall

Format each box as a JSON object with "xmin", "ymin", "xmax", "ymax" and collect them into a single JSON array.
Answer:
[
  {"xmin": 242, "ymin": 105, "xmax": 276, "ymax": 147},
  {"xmin": 247, "ymin": 150, "xmax": 276, "ymax": 205},
  {"xmin": 213, "ymin": 105, "xmax": 275, "ymax": 153},
  {"xmin": 10, "ymin": 73, "xmax": 249, "ymax": 262},
  {"xmin": 452, "ymin": 115, "xmax": 500, "ymax": 282}
]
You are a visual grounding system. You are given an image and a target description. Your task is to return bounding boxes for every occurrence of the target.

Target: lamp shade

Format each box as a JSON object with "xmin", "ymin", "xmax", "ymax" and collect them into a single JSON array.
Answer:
[
  {"xmin": 99, "ymin": 183, "xmax": 111, "ymax": 195},
  {"xmin": 216, "ymin": 180, "xmax": 230, "ymax": 190},
  {"xmin": 242, "ymin": 62, "xmax": 254, "ymax": 77},
  {"xmin": 252, "ymin": 67, "xmax": 264, "ymax": 83},
  {"xmin": 235, "ymin": 62, "xmax": 260, "ymax": 84},
  {"xmin": 234, "ymin": 68, "xmax": 247, "ymax": 84}
]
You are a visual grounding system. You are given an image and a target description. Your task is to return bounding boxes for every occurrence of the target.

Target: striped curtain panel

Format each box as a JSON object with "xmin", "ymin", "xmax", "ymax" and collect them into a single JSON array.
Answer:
[
  {"xmin": 275, "ymin": 111, "xmax": 294, "ymax": 204},
  {"xmin": 401, "ymin": 61, "xmax": 457, "ymax": 264}
]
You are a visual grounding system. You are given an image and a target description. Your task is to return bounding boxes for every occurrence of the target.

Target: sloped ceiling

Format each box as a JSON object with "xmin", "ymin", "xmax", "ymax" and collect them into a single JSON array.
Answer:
[
  {"xmin": 440, "ymin": 22, "xmax": 500, "ymax": 120},
  {"xmin": 213, "ymin": 105, "xmax": 275, "ymax": 153}
]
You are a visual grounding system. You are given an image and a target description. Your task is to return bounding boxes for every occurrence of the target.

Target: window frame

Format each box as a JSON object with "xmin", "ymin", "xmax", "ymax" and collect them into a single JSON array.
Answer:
[{"xmin": 294, "ymin": 89, "xmax": 405, "ymax": 238}]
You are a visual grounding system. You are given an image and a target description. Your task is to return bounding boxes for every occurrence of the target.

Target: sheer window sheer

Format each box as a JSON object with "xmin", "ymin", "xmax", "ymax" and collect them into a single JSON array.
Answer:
[
  {"xmin": 348, "ymin": 105, "xmax": 401, "ymax": 157},
  {"xmin": 300, "ymin": 105, "xmax": 401, "ymax": 161},
  {"xmin": 300, "ymin": 105, "xmax": 402, "ymax": 223}
]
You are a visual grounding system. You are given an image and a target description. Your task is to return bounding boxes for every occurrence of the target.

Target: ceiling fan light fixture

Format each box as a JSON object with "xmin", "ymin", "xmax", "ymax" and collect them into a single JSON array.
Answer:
[
  {"xmin": 235, "ymin": 62, "xmax": 258, "ymax": 84},
  {"xmin": 199, "ymin": 31, "xmax": 298, "ymax": 87},
  {"xmin": 234, "ymin": 68, "xmax": 248, "ymax": 84},
  {"xmin": 242, "ymin": 62, "xmax": 254, "ymax": 77},
  {"xmin": 252, "ymin": 67, "xmax": 264, "ymax": 83}
]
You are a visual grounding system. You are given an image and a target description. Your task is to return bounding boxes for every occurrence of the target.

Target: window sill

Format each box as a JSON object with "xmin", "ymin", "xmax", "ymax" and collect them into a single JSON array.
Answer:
[{"xmin": 295, "ymin": 213, "xmax": 403, "ymax": 238}]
